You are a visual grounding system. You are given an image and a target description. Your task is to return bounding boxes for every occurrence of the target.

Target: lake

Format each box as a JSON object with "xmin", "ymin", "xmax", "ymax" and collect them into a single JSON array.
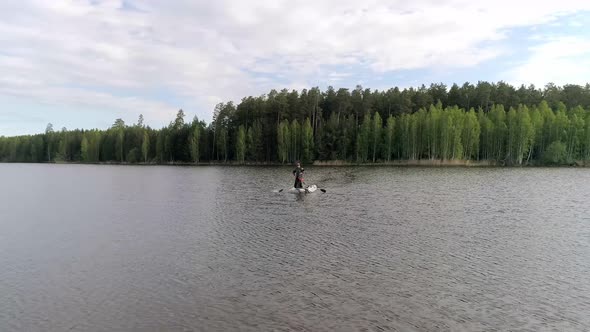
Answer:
[{"xmin": 1, "ymin": 164, "xmax": 590, "ymax": 331}]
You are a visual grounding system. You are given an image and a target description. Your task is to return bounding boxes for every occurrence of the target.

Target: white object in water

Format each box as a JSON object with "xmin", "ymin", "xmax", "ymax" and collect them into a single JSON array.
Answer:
[{"xmin": 289, "ymin": 184, "xmax": 317, "ymax": 194}]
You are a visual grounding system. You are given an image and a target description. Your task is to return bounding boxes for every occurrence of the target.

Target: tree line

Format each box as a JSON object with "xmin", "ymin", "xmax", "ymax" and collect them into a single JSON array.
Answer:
[{"xmin": 2, "ymin": 81, "xmax": 590, "ymax": 165}]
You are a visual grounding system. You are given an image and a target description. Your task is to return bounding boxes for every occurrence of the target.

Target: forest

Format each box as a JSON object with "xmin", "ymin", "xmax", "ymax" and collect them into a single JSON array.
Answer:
[{"xmin": 2, "ymin": 81, "xmax": 590, "ymax": 166}]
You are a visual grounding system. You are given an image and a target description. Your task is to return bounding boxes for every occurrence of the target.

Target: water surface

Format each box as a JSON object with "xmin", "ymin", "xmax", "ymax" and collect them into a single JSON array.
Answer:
[{"xmin": 1, "ymin": 164, "xmax": 589, "ymax": 331}]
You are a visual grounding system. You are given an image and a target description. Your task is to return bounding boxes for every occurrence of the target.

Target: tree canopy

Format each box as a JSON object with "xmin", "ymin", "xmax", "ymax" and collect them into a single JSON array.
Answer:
[{"xmin": 2, "ymin": 81, "xmax": 590, "ymax": 166}]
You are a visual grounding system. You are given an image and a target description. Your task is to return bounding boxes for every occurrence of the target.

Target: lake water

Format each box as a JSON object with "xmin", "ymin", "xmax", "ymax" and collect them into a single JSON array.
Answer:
[{"xmin": 1, "ymin": 164, "xmax": 590, "ymax": 331}]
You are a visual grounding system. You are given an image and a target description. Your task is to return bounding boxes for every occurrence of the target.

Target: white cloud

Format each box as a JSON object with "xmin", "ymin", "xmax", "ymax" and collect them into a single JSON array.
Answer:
[
  {"xmin": 1, "ymin": 0, "xmax": 590, "ymax": 132},
  {"xmin": 507, "ymin": 36, "xmax": 590, "ymax": 87}
]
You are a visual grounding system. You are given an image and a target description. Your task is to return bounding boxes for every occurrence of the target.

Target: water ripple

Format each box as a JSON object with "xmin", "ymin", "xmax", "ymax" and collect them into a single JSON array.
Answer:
[{"xmin": 1, "ymin": 165, "xmax": 590, "ymax": 331}]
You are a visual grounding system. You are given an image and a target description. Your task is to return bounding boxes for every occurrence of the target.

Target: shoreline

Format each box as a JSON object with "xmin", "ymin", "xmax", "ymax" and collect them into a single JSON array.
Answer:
[{"xmin": 1, "ymin": 160, "xmax": 587, "ymax": 167}]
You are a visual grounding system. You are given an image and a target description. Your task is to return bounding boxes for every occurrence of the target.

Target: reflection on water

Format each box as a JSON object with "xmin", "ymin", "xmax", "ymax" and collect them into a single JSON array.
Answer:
[{"xmin": 1, "ymin": 164, "xmax": 590, "ymax": 331}]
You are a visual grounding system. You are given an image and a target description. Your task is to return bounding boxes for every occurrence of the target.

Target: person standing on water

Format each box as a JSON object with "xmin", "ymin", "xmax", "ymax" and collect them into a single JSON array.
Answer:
[{"xmin": 292, "ymin": 161, "xmax": 304, "ymax": 188}]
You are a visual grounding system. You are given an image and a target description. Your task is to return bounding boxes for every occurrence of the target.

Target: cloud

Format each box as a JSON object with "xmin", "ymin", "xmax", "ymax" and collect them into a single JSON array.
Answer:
[
  {"xmin": 507, "ymin": 36, "xmax": 590, "ymax": 87},
  {"xmin": 1, "ymin": 0, "xmax": 590, "ymax": 133}
]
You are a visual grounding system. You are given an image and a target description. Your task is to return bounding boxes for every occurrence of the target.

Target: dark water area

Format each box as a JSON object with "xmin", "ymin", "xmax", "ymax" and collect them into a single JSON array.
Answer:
[{"xmin": 1, "ymin": 164, "xmax": 590, "ymax": 331}]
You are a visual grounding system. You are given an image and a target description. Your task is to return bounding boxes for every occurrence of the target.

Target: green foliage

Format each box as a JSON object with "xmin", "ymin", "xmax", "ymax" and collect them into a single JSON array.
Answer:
[
  {"xmin": 543, "ymin": 141, "xmax": 567, "ymax": 165},
  {"xmin": 319, "ymin": 112, "xmax": 340, "ymax": 160},
  {"xmin": 290, "ymin": 119, "xmax": 300, "ymax": 162},
  {"xmin": 384, "ymin": 115, "xmax": 395, "ymax": 161},
  {"xmin": 188, "ymin": 125, "xmax": 200, "ymax": 163},
  {"xmin": 372, "ymin": 112, "xmax": 382, "ymax": 162},
  {"xmin": 81, "ymin": 135, "xmax": 89, "ymax": 162},
  {"xmin": 277, "ymin": 120, "xmax": 288, "ymax": 163},
  {"xmin": 126, "ymin": 147, "xmax": 139, "ymax": 163},
  {"xmin": 174, "ymin": 109, "xmax": 185, "ymax": 129},
  {"xmin": 2, "ymin": 82, "xmax": 590, "ymax": 166},
  {"xmin": 236, "ymin": 125, "xmax": 246, "ymax": 164},
  {"xmin": 426, "ymin": 104, "xmax": 441, "ymax": 159},
  {"xmin": 156, "ymin": 132, "xmax": 165, "ymax": 162},
  {"xmin": 358, "ymin": 113, "xmax": 371, "ymax": 162},
  {"xmin": 249, "ymin": 120, "xmax": 264, "ymax": 162},
  {"xmin": 216, "ymin": 127, "xmax": 228, "ymax": 162},
  {"xmin": 302, "ymin": 118, "xmax": 314, "ymax": 163},
  {"xmin": 115, "ymin": 128, "xmax": 124, "ymax": 162},
  {"xmin": 462, "ymin": 109, "xmax": 480, "ymax": 160},
  {"xmin": 142, "ymin": 131, "xmax": 150, "ymax": 163}
]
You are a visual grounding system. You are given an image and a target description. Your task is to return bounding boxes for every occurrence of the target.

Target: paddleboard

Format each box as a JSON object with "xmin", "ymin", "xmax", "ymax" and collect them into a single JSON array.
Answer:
[{"xmin": 289, "ymin": 184, "xmax": 317, "ymax": 194}]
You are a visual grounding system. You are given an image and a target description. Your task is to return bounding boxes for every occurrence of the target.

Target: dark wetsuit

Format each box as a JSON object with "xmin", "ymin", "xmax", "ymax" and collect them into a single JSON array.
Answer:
[{"xmin": 293, "ymin": 167, "xmax": 304, "ymax": 188}]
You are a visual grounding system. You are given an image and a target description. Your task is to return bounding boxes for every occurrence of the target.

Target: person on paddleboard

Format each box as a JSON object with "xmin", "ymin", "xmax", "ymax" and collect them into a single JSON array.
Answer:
[{"xmin": 292, "ymin": 161, "xmax": 305, "ymax": 188}]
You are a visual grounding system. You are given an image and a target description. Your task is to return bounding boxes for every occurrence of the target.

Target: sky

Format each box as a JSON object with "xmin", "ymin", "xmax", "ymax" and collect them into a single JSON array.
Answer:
[{"xmin": 1, "ymin": 0, "xmax": 590, "ymax": 136}]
